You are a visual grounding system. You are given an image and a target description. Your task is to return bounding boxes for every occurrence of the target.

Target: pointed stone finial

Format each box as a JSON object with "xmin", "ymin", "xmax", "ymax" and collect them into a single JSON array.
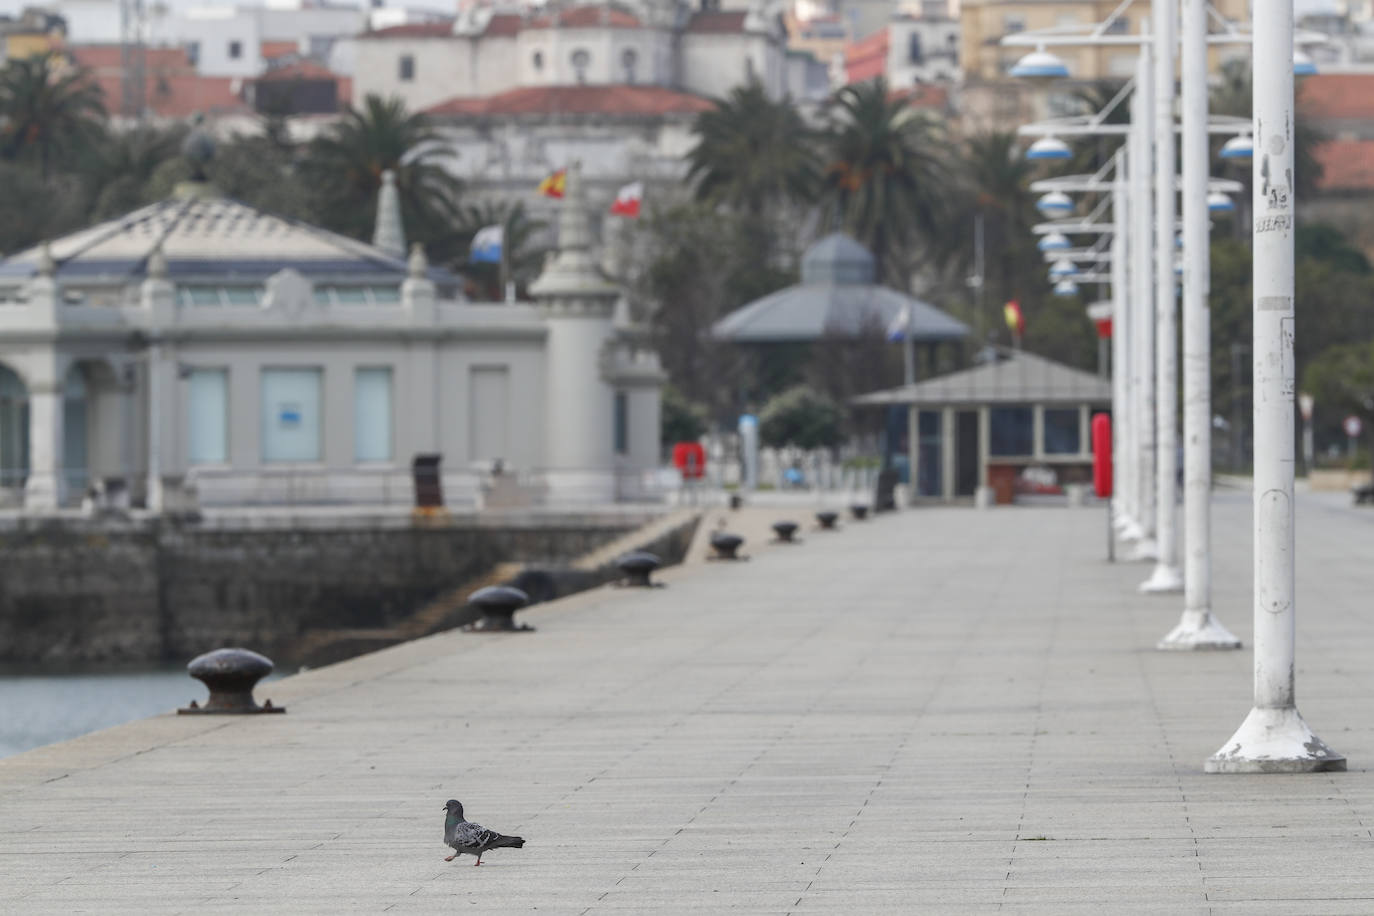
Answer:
[
  {"xmin": 407, "ymin": 242, "xmax": 428, "ymax": 279},
  {"xmin": 528, "ymin": 161, "xmax": 620, "ymax": 305},
  {"xmin": 373, "ymin": 169, "xmax": 407, "ymax": 259},
  {"xmin": 557, "ymin": 161, "xmax": 591, "ymax": 253},
  {"xmin": 36, "ymin": 243, "xmax": 55, "ymax": 278},
  {"xmin": 148, "ymin": 246, "xmax": 169, "ymax": 280}
]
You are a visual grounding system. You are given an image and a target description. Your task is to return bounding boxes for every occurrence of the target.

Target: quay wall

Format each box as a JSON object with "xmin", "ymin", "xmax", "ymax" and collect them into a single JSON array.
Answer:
[{"xmin": 0, "ymin": 514, "xmax": 657, "ymax": 664}]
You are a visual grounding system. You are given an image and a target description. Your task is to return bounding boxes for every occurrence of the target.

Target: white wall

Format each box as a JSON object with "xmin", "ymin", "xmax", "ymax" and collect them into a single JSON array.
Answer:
[{"xmin": 354, "ymin": 36, "xmax": 477, "ymax": 111}]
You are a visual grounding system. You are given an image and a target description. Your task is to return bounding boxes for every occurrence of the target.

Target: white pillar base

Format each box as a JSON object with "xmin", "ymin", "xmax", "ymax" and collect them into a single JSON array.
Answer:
[
  {"xmin": 1127, "ymin": 537, "xmax": 1158, "ymax": 562},
  {"xmin": 22, "ymin": 473, "xmax": 61, "ymax": 512},
  {"xmin": 1157, "ymin": 609, "xmax": 1242, "ymax": 650},
  {"xmin": 1139, "ymin": 563, "xmax": 1184, "ymax": 593},
  {"xmin": 1205, "ymin": 706, "xmax": 1345, "ymax": 773},
  {"xmin": 974, "ymin": 485, "xmax": 993, "ymax": 509},
  {"xmin": 1118, "ymin": 520, "xmax": 1145, "ymax": 542}
]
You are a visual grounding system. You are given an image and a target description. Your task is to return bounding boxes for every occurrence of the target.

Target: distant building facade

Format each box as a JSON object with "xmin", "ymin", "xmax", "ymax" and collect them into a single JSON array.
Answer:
[{"xmin": 0, "ymin": 156, "xmax": 664, "ymax": 512}]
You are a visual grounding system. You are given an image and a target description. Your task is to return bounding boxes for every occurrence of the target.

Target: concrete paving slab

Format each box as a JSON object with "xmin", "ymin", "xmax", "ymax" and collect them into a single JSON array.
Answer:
[{"xmin": 3, "ymin": 491, "xmax": 1374, "ymax": 912}]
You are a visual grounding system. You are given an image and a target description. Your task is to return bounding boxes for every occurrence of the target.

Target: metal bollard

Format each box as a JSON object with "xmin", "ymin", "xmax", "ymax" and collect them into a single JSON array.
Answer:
[
  {"xmin": 815, "ymin": 511, "xmax": 839, "ymax": 530},
  {"xmin": 709, "ymin": 531, "xmax": 745, "ymax": 560},
  {"xmin": 616, "ymin": 550, "xmax": 663, "ymax": 587},
  {"xmin": 178, "ymin": 648, "xmax": 285, "ymax": 715},
  {"xmin": 849, "ymin": 504, "xmax": 869, "ymax": 521},
  {"xmin": 466, "ymin": 585, "xmax": 534, "ymax": 633},
  {"xmin": 771, "ymin": 521, "xmax": 800, "ymax": 543}
]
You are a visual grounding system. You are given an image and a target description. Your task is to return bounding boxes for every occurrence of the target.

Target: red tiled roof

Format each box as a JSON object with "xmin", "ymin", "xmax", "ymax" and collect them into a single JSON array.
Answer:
[
  {"xmin": 260, "ymin": 40, "xmax": 297, "ymax": 59},
  {"xmin": 362, "ymin": 21, "xmax": 454, "ymax": 39},
  {"xmin": 887, "ymin": 84, "xmax": 949, "ymax": 110},
  {"xmin": 1313, "ymin": 139, "xmax": 1374, "ymax": 192},
  {"xmin": 1299, "ymin": 74, "xmax": 1374, "ymax": 121},
  {"xmin": 844, "ymin": 27, "xmax": 888, "ymax": 83},
  {"xmin": 527, "ymin": 5, "xmax": 642, "ymax": 28},
  {"xmin": 426, "ymin": 84, "xmax": 715, "ymax": 117},
  {"xmin": 484, "ymin": 13, "xmax": 523, "ymax": 36},
  {"xmin": 686, "ymin": 10, "xmax": 749, "ymax": 33}
]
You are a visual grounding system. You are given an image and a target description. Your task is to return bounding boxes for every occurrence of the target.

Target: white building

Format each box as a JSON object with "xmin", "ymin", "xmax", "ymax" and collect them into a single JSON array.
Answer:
[
  {"xmin": 0, "ymin": 157, "xmax": 664, "ymax": 512},
  {"xmin": 352, "ymin": 1, "xmax": 801, "ymax": 112}
]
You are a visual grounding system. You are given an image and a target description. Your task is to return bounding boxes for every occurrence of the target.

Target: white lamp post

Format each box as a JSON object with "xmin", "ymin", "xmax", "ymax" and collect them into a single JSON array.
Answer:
[
  {"xmin": 1159, "ymin": 0, "xmax": 1242, "ymax": 649},
  {"xmin": 1205, "ymin": 0, "xmax": 1344, "ymax": 774},
  {"xmin": 1138, "ymin": 0, "xmax": 1183, "ymax": 593},
  {"xmin": 1125, "ymin": 46, "xmax": 1156, "ymax": 556}
]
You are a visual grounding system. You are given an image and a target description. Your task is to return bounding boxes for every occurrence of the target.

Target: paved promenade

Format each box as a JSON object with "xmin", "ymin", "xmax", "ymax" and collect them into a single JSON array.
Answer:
[{"xmin": 3, "ymin": 491, "xmax": 1374, "ymax": 913}]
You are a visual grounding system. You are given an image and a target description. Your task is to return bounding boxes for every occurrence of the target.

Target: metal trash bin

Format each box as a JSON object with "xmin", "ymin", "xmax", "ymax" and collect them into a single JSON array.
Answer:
[{"xmin": 412, "ymin": 454, "xmax": 443, "ymax": 508}]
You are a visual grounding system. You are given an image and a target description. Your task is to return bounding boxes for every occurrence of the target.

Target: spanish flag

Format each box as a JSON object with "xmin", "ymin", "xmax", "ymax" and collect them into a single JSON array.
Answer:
[
  {"xmin": 538, "ymin": 168, "xmax": 566, "ymax": 199},
  {"xmin": 1004, "ymin": 300, "xmax": 1024, "ymax": 336}
]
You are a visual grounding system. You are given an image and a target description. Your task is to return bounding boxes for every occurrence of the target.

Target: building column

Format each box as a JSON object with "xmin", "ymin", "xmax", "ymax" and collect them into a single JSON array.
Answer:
[
  {"xmin": 23, "ymin": 378, "xmax": 63, "ymax": 511},
  {"xmin": 146, "ymin": 342, "xmax": 165, "ymax": 513},
  {"xmin": 906, "ymin": 405, "xmax": 919, "ymax": 500}
]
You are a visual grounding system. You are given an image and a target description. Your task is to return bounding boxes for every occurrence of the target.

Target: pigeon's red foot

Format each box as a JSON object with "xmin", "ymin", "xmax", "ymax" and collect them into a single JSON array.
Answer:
[{"xmin": 444, "ymin": 854, "xmax": 457, "ymax": 862}]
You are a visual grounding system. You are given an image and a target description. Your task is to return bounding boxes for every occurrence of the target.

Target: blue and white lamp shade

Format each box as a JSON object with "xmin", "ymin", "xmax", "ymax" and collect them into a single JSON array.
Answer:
[
  {"xmin": 1293, "ymin": 50, "xmax": 1317, "ymax": 76},
  {"xmin": 1038, "ymin": 232, "xmax": 1072, "ymax": 252},
  {"xmin": 1220, "ymin": 134, "xmax": 1253, "ymax": 160},
  {"xmin": 1049, "ymin": 258, "xmax": 1079, "ymax": 279},
  {"xmin": 1010, "ymin": 48, "xmax": 1070, "ymax": 79},
  {"xmin": 1053, "ymin": 279, "xmax": 1080, "ymax": 297},
  {"xmin": 1026, "ymin": 136, "xmax": 1073, "ymax": 161},
  {"xmin": 1207, "ymin": 191, "xmax": 1236, "ymax": 213},
  {"xmin": 1036, "ymin": 191, "xmax": 1075, "ymax": 215}
]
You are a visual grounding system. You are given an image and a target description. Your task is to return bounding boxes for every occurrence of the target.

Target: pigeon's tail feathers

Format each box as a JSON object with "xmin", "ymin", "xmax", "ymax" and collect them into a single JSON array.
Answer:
[{"xmin": 491, "ymin": 834, "xmax": 524, "ymax": 849}]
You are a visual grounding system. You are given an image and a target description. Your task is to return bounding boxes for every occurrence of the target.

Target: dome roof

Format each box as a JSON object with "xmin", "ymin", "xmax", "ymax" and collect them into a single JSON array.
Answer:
[{"xmin": 801, "ymin": 233, "xmax": 875, "ymax": 286}]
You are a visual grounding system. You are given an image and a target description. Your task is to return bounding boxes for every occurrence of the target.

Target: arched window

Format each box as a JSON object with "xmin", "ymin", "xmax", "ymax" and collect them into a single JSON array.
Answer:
[
  {"xmin": 621, "ymin": 47, "xmax": 638, "ymax": 83},
  {"xmin": 532, "ymin": 50, "xmax": 544, "ymax": 71},
  {"xmin": 571, "ymin": 49, "xmax": 590, "ymax": 83}
]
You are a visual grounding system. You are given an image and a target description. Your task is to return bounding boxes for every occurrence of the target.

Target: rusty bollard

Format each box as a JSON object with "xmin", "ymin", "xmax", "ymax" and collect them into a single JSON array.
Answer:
[
  {"xmin": 772, "ymin": 521, "xmax": 800, "ymax": 543},
  {"xmin": 849, "ymin": 504, "xmax": 869, "ymax": 521},
  {"xmin": 466, "ymin": 585, "xmax": 534, "ymax": 633},
  {"xmin": 617, "ymin": 550, "xmax": 663, "ymax": 587},
  {"xmin": 178, "ymin": 648, "xmax": 284, "ymax": 715},
  {"xmin": 709, "ymin": 531, "xmax": 745, "ymax": 561},
  {"xmin": 815, "ymin": 511, "xmax": 839, "ymax": 530}
]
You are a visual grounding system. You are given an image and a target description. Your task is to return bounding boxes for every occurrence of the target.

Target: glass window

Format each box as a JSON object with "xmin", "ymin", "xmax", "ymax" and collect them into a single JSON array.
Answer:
[
  {"xmin": 335, "ymin": 286, "xmax": 368, "ymax": 305},
  {"xmin": 223, "ymin": 286, "xmax": 261, "ymax": 306},
  {"xmin": 182, "ymin": 286, "xmax": 221, "ymax": 306},
  {"xmin": 370, "ymin": 285, "xmax": 400, "ymax": 304},
  {"xmin": 261, "ymin": 368, "xmax": 322, "ymax": 463},
  {"xmin": 989, "ymin": 406, "xmax": 1033, "ymax": 456},
  {"xmin": 1043, "ymin": 408, "xmax": 1082, "ymax": 455},
  {"xmin": 614, "ymin": 391, "xmax": 628, "ymax": 455},
  {"xmin": 188, "ymin": 369, "xmax": 228, "ymax": 465},
  {"xmin": 228, "ymin": 40, "xmax": 242, "ymax": 59},
  {"xmin": 354, "ymin": 367, "xmax": 392, "ymax": 463},
  {"xmin": 399, "ymin": 54, "xmax": 415, "ymax": 81}
]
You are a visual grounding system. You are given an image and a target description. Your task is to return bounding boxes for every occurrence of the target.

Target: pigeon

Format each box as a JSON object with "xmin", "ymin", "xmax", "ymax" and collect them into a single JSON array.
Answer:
[{"xmin": 442, "ymin": 800, "xmax": 525, "ymax": 866}]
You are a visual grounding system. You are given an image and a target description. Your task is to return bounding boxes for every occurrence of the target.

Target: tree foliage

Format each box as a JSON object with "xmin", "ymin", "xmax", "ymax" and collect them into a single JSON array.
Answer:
[
  {"xmin": 819, "ymin": 77, "xmax": 948, "ymax": 284},
  {"xmin": 758, "ymin": 385, "xmax": 843, "ymax": 449}
]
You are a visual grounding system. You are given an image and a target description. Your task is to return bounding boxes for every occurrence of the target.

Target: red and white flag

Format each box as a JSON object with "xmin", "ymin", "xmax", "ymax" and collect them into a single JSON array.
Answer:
[{"xmin": 610, "ymin": 181, "xmax": 643, "ymax": 218}]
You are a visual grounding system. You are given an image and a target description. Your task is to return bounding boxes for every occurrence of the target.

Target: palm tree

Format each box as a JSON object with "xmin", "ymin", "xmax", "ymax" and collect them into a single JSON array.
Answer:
[
  {"xmin": 0, "ymin": 52, "xmax": 106, "ymax": 179},
  {"xmin": 74, "ymin": 123, "xmax": 186, "ymax": 219},
  {"xmin": 452, "ymin": 200, "xmax": 548, "ymax": 301},
  {"xmin": 301, "ymin": 94, "xmax": 463, "ymax": 257},
  {"xmin": 956, "ymin": 131, "xmax": 1046, "ymax": 341},
  {"xmin": 686, "ymin": 80, "xmax": 819, "ymax": 219},
  {"xmin": 819, "ymin": 77, "xmax": 949, "ymax": 285}
]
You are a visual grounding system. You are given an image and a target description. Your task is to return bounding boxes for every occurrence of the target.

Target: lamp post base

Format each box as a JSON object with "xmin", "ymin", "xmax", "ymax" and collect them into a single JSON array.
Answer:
[
  {"xmin": 1127, "ymin": 537, "xmax": 1157, "ymax": 562},
  {"xmin": 1205, "ymin": 706, "xmax": 1346, "ymax": 773},
  {"xmin": 1139, "ymin": 562, "xmax": 1183, "ymax": 592},
  {"xmin": 1157, "ymin": 610, "xmax": 1241, "ymax": 650}
]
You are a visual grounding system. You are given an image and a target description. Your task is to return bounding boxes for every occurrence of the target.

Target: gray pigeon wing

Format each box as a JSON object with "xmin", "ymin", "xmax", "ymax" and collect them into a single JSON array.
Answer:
[{"xmin": 455, "ymin": 821, "xmax": 499, "ymax": 850}]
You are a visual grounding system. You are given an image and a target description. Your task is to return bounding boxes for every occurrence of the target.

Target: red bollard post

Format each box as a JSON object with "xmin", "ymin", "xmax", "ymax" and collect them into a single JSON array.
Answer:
[{"xmin": 1092, "ymin": 413, "xmax": 1113, "ymax": 561}]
